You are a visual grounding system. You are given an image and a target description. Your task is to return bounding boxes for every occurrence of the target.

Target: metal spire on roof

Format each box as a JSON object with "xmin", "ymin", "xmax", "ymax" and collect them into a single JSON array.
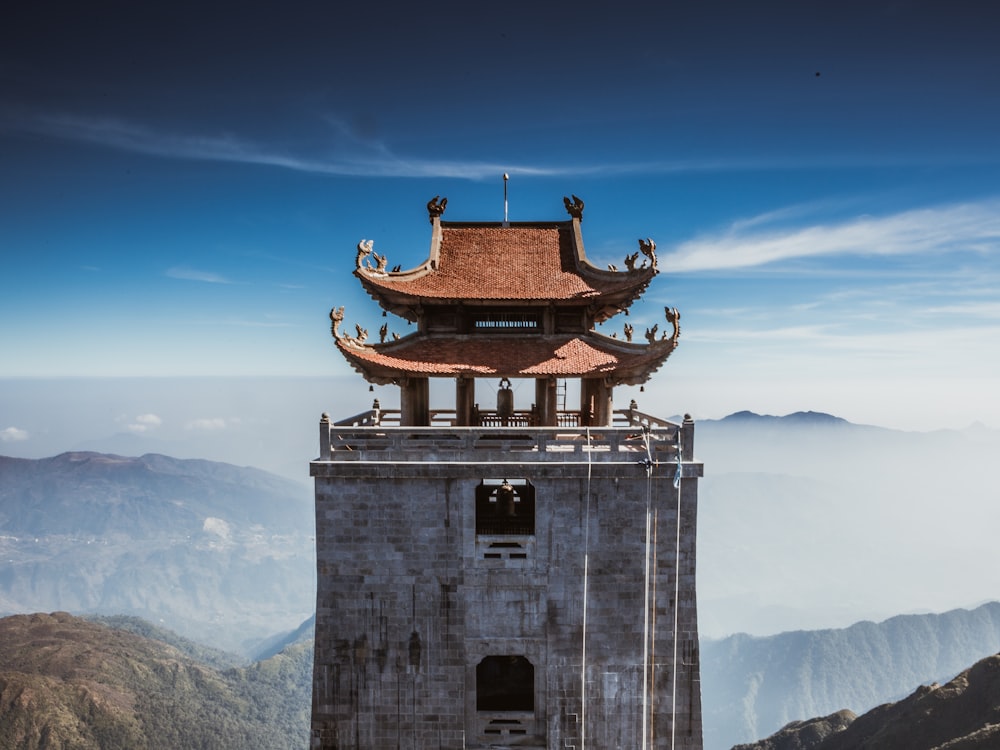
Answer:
[{"xmin": 503, "ymin": 172, "xmax": 509, "ymax": 226}]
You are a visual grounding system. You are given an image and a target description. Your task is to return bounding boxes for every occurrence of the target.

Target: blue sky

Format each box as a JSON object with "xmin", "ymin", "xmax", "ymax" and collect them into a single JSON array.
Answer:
[{"xmin": 2, "ymin": 0, "xmax": 999, "ymax": 441}]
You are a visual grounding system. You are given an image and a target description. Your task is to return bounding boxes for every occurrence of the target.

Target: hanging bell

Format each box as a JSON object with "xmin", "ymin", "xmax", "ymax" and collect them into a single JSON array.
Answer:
[
  {"xmin": 496, "ymin": 480, "xmax": 517, "ymax": 517},
  {"xmin": 497, "ymin": 378, "xmax": 514, "ymax": 420}
]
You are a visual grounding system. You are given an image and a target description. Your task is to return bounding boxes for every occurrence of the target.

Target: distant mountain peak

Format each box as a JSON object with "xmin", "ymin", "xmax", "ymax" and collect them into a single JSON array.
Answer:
[
  {"xmin": 784, "ymin": 410, "xmax": 850, "ymax": 424},
  {"xmin": 720, "ymin": 410, "xmax": 849, "ymax": 425},
  {"xmin": 724, "ymin": 410, "xmax": 763, "ymax": 420}
]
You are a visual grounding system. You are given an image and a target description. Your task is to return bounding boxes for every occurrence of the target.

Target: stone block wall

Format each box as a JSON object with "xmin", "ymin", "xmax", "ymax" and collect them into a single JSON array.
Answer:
[{"xmin": 311, "ymin": 448, "xmax": 702, "ymax": 749}]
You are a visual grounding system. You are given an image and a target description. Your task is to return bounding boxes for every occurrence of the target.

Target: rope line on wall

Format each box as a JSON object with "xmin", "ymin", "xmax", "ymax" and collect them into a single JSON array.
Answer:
[
  {"xmin": 641, "ymin": 426, "xmax": 654, "ymax": 750},
  {"xmin": 581, "ymin": 426, "xmax": 593, "ymax": 749},
  {"xmin": 671, "ymin": 434, "xmax": 684, "ymax": 750}
]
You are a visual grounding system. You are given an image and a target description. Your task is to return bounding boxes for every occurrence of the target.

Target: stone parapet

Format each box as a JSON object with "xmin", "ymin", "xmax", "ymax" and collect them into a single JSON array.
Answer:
[{"xmin": 314, "ymin": 420, "xmax": 701, "ymax": 475}]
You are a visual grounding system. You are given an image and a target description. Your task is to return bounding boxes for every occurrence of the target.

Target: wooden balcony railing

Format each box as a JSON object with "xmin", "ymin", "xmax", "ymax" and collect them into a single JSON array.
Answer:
[{"xmin": 333, "ymin": 407, "xmax": 677, "ymax": 430}]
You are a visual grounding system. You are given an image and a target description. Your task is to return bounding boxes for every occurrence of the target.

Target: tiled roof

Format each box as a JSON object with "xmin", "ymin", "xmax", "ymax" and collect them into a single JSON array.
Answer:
[
  {"xmin": 358, "ymin": 223, "xmax": 654, "ymax": 303},
  {"xmin": 335, "ymin": 333, "xmax": 677, "ymax": 384}
]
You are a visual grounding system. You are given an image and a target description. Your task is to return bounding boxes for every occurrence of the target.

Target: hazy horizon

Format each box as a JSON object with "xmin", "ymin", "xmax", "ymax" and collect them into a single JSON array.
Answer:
[
  {"xmin": 3, "ymin": 374, "xmax": 998, "ymax": 642},
  {"xmin": 2, "ymin": 375, "xmax": 995, "ymax": 478}
]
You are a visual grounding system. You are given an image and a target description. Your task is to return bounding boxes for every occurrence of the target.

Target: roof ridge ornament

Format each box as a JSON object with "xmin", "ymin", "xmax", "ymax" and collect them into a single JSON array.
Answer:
[
  {"xmin": 665, "ymin": 306, "xmax": 681, "ymax": 345},
  {"xmin": 645, "ymin": 307, "xmax": 681, "ymax": 346},
  {"xmin": 329, "ymin": 306, "xmax": 344, "ymax": 338},
  {"xmin": 355, "ymin": 239, "xmax": 389, "ymax": 274},
  {"xmin": 638, "ymin": 237, "xmax": 658, "ymax": 269},
  {"xmin": 427, "ymin": 195, "xmax": 448, "ymax": 222},
  {"xmin": 563, "ymin": 194, "xmax": 585, "ymax": 220},
  {"xmin": 329, "ymin": 305, "xmax": 370, "ymax": 349},
  {"xmin": 355, "ymin": 239, "xmax": 373, "ymax": 269}
]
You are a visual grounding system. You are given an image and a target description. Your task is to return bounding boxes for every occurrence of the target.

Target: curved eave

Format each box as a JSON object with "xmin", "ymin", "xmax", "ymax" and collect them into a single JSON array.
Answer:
[
  {"xmin": 585, "ymin": 271, "xmax": 656, "ymax": 322},
  {"xmin": 333, "ymin": 331, "xmax": 678, "ymax": 386},
  {"xmin": 355, "ymin": 266, "xmax": 657, "ymax": 322}
]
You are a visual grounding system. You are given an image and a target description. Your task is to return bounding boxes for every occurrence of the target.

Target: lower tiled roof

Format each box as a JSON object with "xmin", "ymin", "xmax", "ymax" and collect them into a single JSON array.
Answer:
[{"xmin": 335, "ymin": 333, "xmax": 676, "ymax": 384}]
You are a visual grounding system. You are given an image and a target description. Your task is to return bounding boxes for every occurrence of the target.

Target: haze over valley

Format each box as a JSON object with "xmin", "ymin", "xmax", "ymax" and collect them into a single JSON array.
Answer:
[{"xmin": 4, "ymin": 381, "xmax": 996, "ymax": 642}]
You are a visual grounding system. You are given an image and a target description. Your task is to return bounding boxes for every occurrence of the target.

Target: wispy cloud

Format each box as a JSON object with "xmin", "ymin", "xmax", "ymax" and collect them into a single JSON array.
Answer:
[
  {"xmin": 1, "ymin": 426, "xmax": 29, "ymax": 442},
  {"xmin": 6, "ymin": 111, "xmax": 562, "ymax": 179},
  {"xmin": 922, "ymin": 301, "xmax": 1000, "ymax": 318},
  {"xmin": 210, "ymin": 317, "xmax": 295, "ymax": 328},
  {"xmin": 667, "ymin": 200, "xmax": 1000, "ymax": 272},
  {"xmin": 3, "ymin": 109, "xmax": 911, "ymax": 180},
  {"xmin": 186, "ymin": 417, "xmax": 229, "ymax": 431},
  {"xmin": 126, "ymin": 413, "xmax": 161, "ymax": 434},
  {"xmin": 166, "ymin": 266, "xmax": 234, "ymax": 284}
]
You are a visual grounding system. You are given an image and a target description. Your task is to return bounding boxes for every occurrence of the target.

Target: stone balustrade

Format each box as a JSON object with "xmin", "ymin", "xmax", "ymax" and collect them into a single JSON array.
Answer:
[{"xmin": 317, "ymin": 410, "xmax": 696, "ymax": 472}]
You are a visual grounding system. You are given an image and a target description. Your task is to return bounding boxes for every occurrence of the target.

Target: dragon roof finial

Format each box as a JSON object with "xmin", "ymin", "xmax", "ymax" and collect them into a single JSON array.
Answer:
[
  {"xmin": 427, "ymin": 196, "xmax": 448, "ymax": 222},
  {"xmin": 638, "ymin": 237, "xmax": 657, "ymax": 269},
  {"xmin": 355, "ymin": 239, "xmax": 373, "ymax": 269},
  {"xmin": 563, "ymin": 194, "xmax": 585, "ymax": 220}
]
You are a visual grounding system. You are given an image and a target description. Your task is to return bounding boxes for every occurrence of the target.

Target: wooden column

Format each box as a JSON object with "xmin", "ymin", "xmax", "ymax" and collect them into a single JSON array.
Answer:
[
  {"xmin": 535, "ymin": 378, "xmax": 557, "ymax": 426},
  {"xmin": 580, "ymin": 378, "xmax": 614, "ymax": 426},
  {"xmin": 400, "ymin": 377, "xmax": 430, "ymax": 426},
  {"xmin": 456, "ymin": 376, "xmax": 475, "ymax": 426}
]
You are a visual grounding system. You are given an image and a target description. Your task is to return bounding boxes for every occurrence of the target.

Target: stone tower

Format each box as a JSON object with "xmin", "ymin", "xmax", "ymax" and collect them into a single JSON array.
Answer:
[{"xmin": 311, "ymin": 196, "xmax": 703, "ymax": 749}]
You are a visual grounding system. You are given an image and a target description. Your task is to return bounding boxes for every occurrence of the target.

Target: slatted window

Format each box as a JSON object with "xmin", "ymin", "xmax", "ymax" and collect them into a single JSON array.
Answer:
[{"xmin": 473, "ymin": 312, "xmax": 539, "ymax": 330}]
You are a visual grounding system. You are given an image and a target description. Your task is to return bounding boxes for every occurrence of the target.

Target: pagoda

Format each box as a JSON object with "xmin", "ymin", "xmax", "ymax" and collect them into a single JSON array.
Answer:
[{"xmin": 311, "ymin": 196, "xmax": 703, "ymax": 749}]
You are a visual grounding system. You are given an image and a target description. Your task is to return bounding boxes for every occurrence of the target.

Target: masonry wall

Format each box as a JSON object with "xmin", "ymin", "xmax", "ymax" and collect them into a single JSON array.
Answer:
[{"xmin": 311, "ymin": 454, "xmax": 702, "ymax": 749}]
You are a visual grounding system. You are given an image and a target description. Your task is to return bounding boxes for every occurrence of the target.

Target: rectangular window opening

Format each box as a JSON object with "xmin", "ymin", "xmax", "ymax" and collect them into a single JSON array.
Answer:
[{"xmin": 476, "ymin": 479, "xmax": 535, "ymax": 536}]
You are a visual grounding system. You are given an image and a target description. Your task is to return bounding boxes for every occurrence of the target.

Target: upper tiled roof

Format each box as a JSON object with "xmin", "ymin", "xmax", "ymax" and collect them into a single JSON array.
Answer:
[
  {"xmin": 356, "ymin": 221, "xmax": 655, "ymax": 310},
  {"xmin": 334, "ymin": 332, "xmax": 677, "ymax": 385}
]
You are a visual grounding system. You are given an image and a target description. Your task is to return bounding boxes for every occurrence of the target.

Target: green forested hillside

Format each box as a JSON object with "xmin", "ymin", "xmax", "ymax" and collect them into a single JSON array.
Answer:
[{"xmin": 0, "ymin": 612, "xmax": 312, "ymax": 750}]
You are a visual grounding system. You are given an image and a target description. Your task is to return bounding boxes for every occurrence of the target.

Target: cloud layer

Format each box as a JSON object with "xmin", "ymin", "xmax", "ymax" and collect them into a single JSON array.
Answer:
[
  {"xmin": 166, "ymin": 266, "xmax": 234, "ymax": 284},
  {"xmin": 1, "ymin": 426, "xmax": 29, "ymax": 442},
  {"xmin": 5, "ymin": 110, "xmax": 885, "ymax": 181},
  {"xmin": 5, "ymin": 111, "xmax": 561, "ymax": 179},
  {"xmin": 666, "ymin": 200, "xmax": 1000, "ymax": 272},
  {"xmin": 126, "ymin": 413, "xmax": 162, "ymax": 434}
]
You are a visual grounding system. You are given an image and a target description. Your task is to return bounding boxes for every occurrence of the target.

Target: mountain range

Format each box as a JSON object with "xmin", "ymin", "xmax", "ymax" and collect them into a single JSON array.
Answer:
[
  {"xmin": 702, "ymin": 602, "xmax": 1000, "ymax": 749},
  {"xmin": 0, "ymin": 452, "xmax": 315, "ymax": 653},
  {"xmin": 733, "ymin": 652, "xmax": 1000, "ymax": 750}
]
